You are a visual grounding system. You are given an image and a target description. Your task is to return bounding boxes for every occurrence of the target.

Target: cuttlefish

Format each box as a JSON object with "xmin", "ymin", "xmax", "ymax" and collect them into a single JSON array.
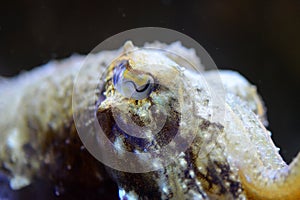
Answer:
[{"xmin": 0, "ymin": 41, "xmax": 299, "ymax": 199}]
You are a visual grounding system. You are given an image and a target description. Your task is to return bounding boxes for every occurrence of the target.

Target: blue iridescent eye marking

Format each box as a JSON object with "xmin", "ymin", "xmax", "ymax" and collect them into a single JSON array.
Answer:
[
  {"xmin": 113, "ymin": 60, "xmax": 127, "ymax": 86},
  {"xmin": 112, "ymin": 59, "xmax": 154, "ymax": 100}
]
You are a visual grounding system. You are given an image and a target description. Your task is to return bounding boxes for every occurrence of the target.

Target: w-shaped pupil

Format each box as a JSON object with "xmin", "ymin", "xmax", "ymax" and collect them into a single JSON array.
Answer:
[{"xmin": 135, "ymin": 80, "xmax": 150, "ymax": 93}]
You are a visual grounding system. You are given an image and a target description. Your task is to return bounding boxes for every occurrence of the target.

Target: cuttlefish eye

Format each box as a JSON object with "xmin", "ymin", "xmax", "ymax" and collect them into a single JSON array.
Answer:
[{"xmin": 113, "ymin": 59, "xmax": 154, "ymax": 100}]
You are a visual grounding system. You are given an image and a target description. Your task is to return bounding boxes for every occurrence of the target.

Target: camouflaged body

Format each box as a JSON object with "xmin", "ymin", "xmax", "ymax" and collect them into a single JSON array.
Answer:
[{"xmin": 0, "ymin": 42, "xmax": 299, "ymax": 200}]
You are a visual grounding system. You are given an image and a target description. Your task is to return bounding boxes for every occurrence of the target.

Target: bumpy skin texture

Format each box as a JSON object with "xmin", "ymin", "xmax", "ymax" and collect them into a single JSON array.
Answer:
[{"xmin": 0, "ymin": 41, "xmax": 299, "ymax": 200}]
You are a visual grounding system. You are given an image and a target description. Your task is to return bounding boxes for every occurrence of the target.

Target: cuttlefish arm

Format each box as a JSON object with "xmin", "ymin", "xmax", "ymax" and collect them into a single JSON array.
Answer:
[
  {"xmin": 220, "ymin": 84, "xmax": 300, "ymax": 199},
  {"xmin": 227, "ymin": 96, "xmax": 300, "ymax": 199},
  {"xmin": 240, "ymin": 153, "xmax": 300, "ymax": 199}
]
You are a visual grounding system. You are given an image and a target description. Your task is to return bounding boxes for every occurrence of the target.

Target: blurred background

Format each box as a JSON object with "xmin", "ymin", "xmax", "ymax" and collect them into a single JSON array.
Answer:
[{"xmin": 0, "ymin": 0, "xmax": 299, "ymax": 198}]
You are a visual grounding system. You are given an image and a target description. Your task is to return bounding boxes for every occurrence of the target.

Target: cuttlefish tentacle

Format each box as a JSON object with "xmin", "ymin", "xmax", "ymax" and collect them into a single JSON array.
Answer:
[
  {"xmin": 222, "ymin": 94, "xmax": 300, "ymax": 199},
  {"xmin": 240, "ymin": 153, "xmax": 300, "ymax": 200}
]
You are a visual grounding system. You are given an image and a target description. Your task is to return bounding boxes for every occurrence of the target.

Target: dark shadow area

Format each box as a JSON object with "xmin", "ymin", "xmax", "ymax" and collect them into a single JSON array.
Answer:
[{"xmin": 0, "ymin": 172, "xmax": 118, "ymax": 200}]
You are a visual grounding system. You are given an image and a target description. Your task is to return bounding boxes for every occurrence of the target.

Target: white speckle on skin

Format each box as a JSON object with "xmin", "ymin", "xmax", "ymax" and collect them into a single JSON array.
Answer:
[
  {"xmin": 7, "ymin": 129, "xmax": 20, "ymax": 149},
  {"xmin": 114, "ymin": 137, "xmax": 125, "ymax": 155},
  {"xmin": 189, "ymin": 170, "xmax": 195, "ymax": 178},
  {"xmin": 162, "ymin": 183, "xmax": 169, "ymax": 194},
  {"xmin": 119, "ymin": 188, "xmax": 126, "ymax": 199},
  {"xmin": 179, "ymin": 158, "xmax": 187, "ymax": 168},
  {"xmin": 118, "ymin": 188, "xmax": 138, "ymax": 200},
  {"xmin": 10, "ymin": 175, "xmax": 30, "ymax": 190}
]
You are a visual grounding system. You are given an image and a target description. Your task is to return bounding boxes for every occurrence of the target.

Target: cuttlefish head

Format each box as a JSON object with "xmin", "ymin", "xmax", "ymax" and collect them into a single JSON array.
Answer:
[{"xmin": 96, "ymin": 41, "xmax": 196, "ymax": 161}]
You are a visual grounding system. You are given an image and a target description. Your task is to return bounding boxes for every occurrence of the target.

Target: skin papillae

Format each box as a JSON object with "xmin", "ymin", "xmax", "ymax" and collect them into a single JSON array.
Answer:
[{"xmin": 0, "ymin": 41, "xmax": 299, "ymax": 200}]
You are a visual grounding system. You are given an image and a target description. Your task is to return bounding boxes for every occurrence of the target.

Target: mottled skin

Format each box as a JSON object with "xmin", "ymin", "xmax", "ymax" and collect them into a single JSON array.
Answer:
[{"xmin": 0, "ymin": 41, "xmax": 299, "ymax": 199}]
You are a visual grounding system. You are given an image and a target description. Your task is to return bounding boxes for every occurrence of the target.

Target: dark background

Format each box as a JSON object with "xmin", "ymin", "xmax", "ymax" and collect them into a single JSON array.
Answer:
[{"xmin": 0, "ymin": 0, "xmax": 299, "ymax": 197}]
